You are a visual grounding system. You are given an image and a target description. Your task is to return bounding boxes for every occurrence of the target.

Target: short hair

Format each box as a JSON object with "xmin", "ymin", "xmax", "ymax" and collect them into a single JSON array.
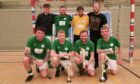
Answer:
[
  {"xmin": 43, "ymin": 4, "xmax": 50, "ymax": 8},
  {"xmin": 80, "ymin": 30, "xmax": 88, "ymax": 35},
  {"xmin": 100, "ymin": 25, "xmax": 109, "ymax": 31},
  {"xmin": 77, "ymin": 5, "xmax": 84, "ymax": 11},
  {"xmin": 60, "ymin": 5, "xmax": 66, "ymax": 9},
  {"xmin": 57, "ymin": 30, "xmax": 66, "ymax": 35},
  {"xmin": 35, "ymin": 27, "xmax": 46, "ymax": 33},
  {"xmin": 93, "ymin": 2, "xmax": 100, "ymax": 7}
]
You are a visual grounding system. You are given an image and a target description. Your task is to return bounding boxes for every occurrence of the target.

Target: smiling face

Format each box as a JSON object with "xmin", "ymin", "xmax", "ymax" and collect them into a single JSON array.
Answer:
[
  {"xmin": 35, "ymin": 30, "xmax": 45, "ymax": 41},
  {"xmin": 57, "ymin": 30, "xmax": 66, "ymax": 44},
  {"xmin": 59, "ymin": 7, "xmax": 66, "ymax": 16},
  {"xmin": 93, "ymin": 2, "xmax": 100, "ymax": 13},
  {"xmin": 80, "ymin": 31, "xmax": 88, "ymax": 44},
  {"xmin": 77, "ymin": 9, "xmax": 84, "ymax": 17},
  {"xmin": 101, "ymin": 27, "xmax": 109, "ymax": 39},
  {"xmin": 43, "ymin": 7, "xmax": 50, "ymax": 14}
]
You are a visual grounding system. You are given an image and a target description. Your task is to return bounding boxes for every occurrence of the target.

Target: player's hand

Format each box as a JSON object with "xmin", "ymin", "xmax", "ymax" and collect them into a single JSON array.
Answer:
[
  {"xmin": 109, "ymin": 49, "xmax": 114, "ymax": 54},
  {"xmin": 117, "ymin": 58, "xmax": 122, "ymax": 65},
  {"xmin": 105, "ymin": 48, "xmax": 114, "ymax": 54},
  {"xmin": 79, "ymin": 56, "xmax": 84, "ymax": 62},
  {"xmin": 59, "ymin": 53, "xmax": 66, "ymax": 58}
]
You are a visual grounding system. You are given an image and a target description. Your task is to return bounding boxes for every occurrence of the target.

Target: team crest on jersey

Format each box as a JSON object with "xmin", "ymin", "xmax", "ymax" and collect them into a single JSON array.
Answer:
[
  {"xmin": 65, "ymin": 47, "xmax": 68, "ymax": 51},
  {"xmin": 41, "ymin": 44, "xmax": 45, "ymax": 48},
  {"xmin": 110, "ymin": 43, "xmax": 114, "ymax": 47},
  {"xmin": 64, "ymin": 18, "xmax": 66, "ymax": 20},
  {"xmin": 86, "ymin": 47, "xmax": 89, "ymax": 51}
]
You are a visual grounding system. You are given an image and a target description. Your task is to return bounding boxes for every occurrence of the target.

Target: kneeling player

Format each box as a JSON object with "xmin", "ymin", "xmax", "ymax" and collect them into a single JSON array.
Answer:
[
  {"xmin": 23, "ymin": 27, "xmax": 51, "ymax": 82},
  {"xmin": 97, "ymin": 26, "xmax": 122, "ymax": 82},
  {"xmin": 74, "ymin": 30, "xmax": 95, "ymax": 77},
  {"xmin": 51, "ymin": 30, "xmax": 74, "ymax": 82}
]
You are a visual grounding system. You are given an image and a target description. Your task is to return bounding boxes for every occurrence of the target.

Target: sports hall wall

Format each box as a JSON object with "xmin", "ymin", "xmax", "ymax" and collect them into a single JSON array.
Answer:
[{"xmin": 0, "ymin": 7, "xmax": 140, "ymax": 51}]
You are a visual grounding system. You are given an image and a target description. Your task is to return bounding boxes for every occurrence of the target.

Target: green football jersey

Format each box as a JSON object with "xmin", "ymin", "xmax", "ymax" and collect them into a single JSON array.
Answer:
[
  {"xmin": 54, "ymin": 14, "xmax": 72, "ymax": 37},
  {"xmin": 26, "ymin": 36, "xmax": 51, "ymax": 59},
  {"xmin": 74, "ymin": 39, "xmax": 95, "ymax": 60},
  {"xmin": 51, "ymin": 39, "xmax": 73, "ymax": 60},
  {"xmin": 97, "ymin": 36, "xmax": 120, "ymax": 60}
]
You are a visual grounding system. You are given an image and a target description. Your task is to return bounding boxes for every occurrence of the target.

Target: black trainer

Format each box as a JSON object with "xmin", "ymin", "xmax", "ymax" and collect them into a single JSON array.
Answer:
[
  {"xmin": 78, "ymin": 69, "xmax": 84, "ymax": 76},
  {"xmin": 55, "ymin": 69, "xmax": 60, "ymax": 77},
  {"xmin": 61, "ymin": 66, "xmax": 65, "ymax": 71},
  {"xmin": 36, "ymin": 66, "xmax": 40, "ymax": 73},
  {"xmin": 25, "ymin": 75, "xmax": 34, "ymax": 82}
]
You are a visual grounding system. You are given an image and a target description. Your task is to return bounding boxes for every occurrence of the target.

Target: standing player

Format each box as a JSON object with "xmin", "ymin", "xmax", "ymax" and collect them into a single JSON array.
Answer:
[
  {"xmin": 72, "ymin": 5, "xmax": 89, "ymax": 43},
  {"xmin": 54, "ymin": 6, "xmax": 72, "ymax": 38},
  {"xmin": 35, "ymin": 3, "xmax": 56, "ymax": 41},
  {"xmin": 74, "ymin": 30, "xmax": 95, "ymax": 76},
  {"xmin": 97, "ymin": 26, "xmax": 122, "ymax": 82},
  {"xmin": 23, "ymin": 27, "xmax": 51, "ymax": 82},
  {"xmin": 88, "ymin": 2, "xmax": 107, "ymax": 69},
  {"xmin": 50, "ymin": 30, "xmax": 74, "ymax": 82}
]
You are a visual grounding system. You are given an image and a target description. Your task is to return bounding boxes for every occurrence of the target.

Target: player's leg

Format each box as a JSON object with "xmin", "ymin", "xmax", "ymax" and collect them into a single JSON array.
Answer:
[
  {"xmin": 75, "ymin": 57, "xmax": 84, "ymax": 75},
  {"xmin": 35, "ymin": 60, "xmax": 48, "ymax": 78},
  {"xmin": 87, "ymin": 62, "xmax": 95, "ymax": 77},
  {"xmin": 107, "ymin": 58, "xmax": 118, "ymax": 75},
  {"xmin": 99, "ymin": 53, "xmax": 108, "ymax": 82},
  {"xmin": 23, "ymin": 56, "xmax": 34, "ymax": 82},
  {"xmin": 51, "ymin": 56, "xmax": 60, "ymax": 77}
]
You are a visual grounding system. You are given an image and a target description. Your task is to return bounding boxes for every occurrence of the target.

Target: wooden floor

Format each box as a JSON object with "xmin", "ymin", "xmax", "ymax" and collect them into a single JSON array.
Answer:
[{"xmin": 0, "ymin": 48, "xmax": 140, "ymax": 84}]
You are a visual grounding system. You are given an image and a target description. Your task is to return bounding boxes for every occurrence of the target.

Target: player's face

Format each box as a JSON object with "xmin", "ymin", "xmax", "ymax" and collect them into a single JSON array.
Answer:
[
  {"xmin": 59, "ymin": 7, "xmax": 66, "ymax": 16},
  {"xmin": 35, "ymin": 30, "xmax": 45, "ymax": 41},
  {"xmin": 58, "ymin": 33, "xmax": 65, "ymax": 42},
  {"xmin": 78, "ymin": 9, "xmax": 84, "ymax": 16},
  {"xmin": 80, "ymin": 32, "xmax": 88, "ymax": 43},
  {"xmin": 43, "ymin": 7, "xmax": 50, "ymax": 14},
  {"xmin": 101, "ymin": 29, "xmax": 109, "ymax": 38},
  {"xmin": 93, "ymin": 3, "xmax": 100, "ymax": 13}
]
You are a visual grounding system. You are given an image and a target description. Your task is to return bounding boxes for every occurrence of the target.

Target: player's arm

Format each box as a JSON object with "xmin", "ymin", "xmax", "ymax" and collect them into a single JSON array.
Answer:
[
  {"xmin": 35, "ymin": 15, "xmax": 41, "ymax": 28},
  {"xmin": 50, "ymin": 50, "xmax": 59, "ymax": 57},
  {"xmin": 44, "ymin": 39, "xmax": 51, "ymax": 61},
  {"xmin": 117, "ymin": 47, "xmax": 122, "ymax": 64},
  {"xmin": 24, "ymin": 47, "xmax": 31, "ymax": 57},
  {"xmin": 102, "ymin": 13, "xmax": 108, "ymax": 26},
  {"xmin": 44, "ymin": 49, "xmax": 51, "ymax": 62},
  {"xmin": 61, "ymin": 51, "xmax": 74, "ymax": 57},
  {"xmin": 88, "ymin": 52, "xmax": 94, "ymax": 65},
  {"xmin": 115, "ymin": 38, "xmax": 122, "ymax": 64},
  {"xmin": 74, "ymin": 51, "xmax": 84, "ymax": 62}
]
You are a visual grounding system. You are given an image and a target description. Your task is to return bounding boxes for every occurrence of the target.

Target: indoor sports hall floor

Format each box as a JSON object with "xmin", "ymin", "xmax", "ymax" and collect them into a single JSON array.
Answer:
[{"xmin": 0, "ymin": 48, "xmax": 139, "ymax": 84}]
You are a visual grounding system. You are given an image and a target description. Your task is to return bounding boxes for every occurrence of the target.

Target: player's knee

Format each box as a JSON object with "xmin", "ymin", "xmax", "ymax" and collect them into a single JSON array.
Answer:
[
  {"xmin": 23, "ymin": 56, "xmax": 30, "ymax": 63},
  {"xmin": 35, "ymin": 60, "xmax": 44, "ymax": 66},
  {"xmin": 51, "ymin": 57, "xmax": 59, "ymax": 65},
  {"xmin": 88, "ymin": 70, "xmax": 95, "ymax": 77},
  {"xmin": 41, "ymin": 73, "xmax": 47, "ymax": 78},
  {"xmin": 40, "ymin": 69, "xmax": 48, "ymax": 78},
  {"xmin": 111, "ymin": 70, "xmax": 117, "ymax": 75},
  {"xmin": 69, "ymin": 71, "xmax": 75, "ymax": 78},
  {"xmin": 99, "ymin": 53, "xmax": 106, "ymax": 61},
  {"xmin": 76, "ymin": 58, "xmax": 82, "ymax": 64}
]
